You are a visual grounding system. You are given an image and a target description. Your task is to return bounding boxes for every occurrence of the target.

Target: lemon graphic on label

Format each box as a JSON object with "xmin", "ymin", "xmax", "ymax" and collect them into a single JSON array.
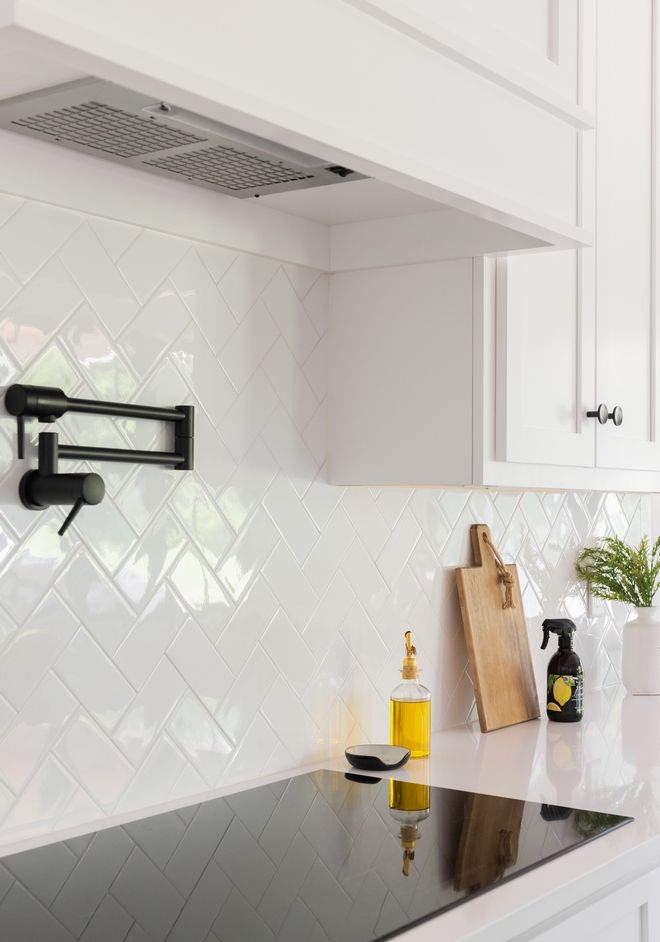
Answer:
[
  {"xmin": 553, "ymin": 677, "xmax": 572, "ymax": 707},
  {"xmin": 547, "ymin": 703, "xmax": 561, "ymax": 712}
]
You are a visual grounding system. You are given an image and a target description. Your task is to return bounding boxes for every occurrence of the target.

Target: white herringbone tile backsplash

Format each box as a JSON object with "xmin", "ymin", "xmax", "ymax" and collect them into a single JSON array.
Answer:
[{"xmin": 0, "ymin": 191, "xmax": 648, "ymax": 844}]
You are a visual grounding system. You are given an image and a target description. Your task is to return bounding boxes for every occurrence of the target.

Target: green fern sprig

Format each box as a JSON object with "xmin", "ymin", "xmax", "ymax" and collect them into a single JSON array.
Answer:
[{"xmin": 575, "ymin": 535, "xmax": 660, "ymax": 607}]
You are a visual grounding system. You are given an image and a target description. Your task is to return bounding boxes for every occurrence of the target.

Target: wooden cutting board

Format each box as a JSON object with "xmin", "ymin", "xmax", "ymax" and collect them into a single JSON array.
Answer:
[
  {"xmin": 454, "ymin": 794, "xmax": 525, "ymax": 892},
  {"xmin": 455, "ymin": 524, "xmax": 539, "ymax": 733}
]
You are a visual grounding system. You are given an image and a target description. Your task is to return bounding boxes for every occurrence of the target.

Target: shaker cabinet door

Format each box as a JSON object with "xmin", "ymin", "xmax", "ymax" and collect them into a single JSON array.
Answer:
[
  {"xmin": 595, "ymin": 0, "xmax": 660, "ymax": 472},
  {"xmin": 493, "ymin": 248, "xmax": 596, "ymax": 469}
]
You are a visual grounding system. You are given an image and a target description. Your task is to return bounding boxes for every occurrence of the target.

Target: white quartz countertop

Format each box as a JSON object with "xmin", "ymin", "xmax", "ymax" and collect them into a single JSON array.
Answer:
[
  {"xmin": 363, "ymin": 686, "xmax": 660, "ymax": 940},
  {"xmin": 2, "ymin": 687, "xmax": 660, "ymax": 941}
]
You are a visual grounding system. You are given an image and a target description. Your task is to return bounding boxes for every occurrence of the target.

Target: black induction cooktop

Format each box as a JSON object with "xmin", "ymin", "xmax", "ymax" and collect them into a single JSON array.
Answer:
[{"xmin": 0, "ymin": 770, "xmax": 632, "ymax": 942}]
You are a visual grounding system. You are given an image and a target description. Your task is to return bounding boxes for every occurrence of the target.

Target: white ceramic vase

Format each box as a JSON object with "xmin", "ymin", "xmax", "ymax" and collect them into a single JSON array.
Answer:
[{"xmin": 622, "ymin": 606, "xmax": 660, "ymax": 695}]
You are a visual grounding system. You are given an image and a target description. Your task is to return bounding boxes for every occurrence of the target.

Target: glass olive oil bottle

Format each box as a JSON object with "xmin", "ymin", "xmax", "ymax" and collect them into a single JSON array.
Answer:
[{"xmin": 390, "ymin": 629, "xmax": 431, "ymax": 758}]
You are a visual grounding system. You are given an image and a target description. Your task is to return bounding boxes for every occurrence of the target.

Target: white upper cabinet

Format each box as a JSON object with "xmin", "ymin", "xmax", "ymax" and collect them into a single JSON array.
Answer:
[
  {"xmin": 329, "ymin": 0, "xmax": 660, "ymax": 492},
  {"xmin": 490, "ymin": 0, "xmax": 660, "ymax": 489},
  {"xmin": 0, "ymin": 0, "xmax": 592, "ymax": 254}
]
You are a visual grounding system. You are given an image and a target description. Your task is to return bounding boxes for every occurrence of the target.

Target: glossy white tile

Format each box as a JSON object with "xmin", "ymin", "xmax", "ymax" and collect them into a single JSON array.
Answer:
[
  {"xmin": 218, "ymin": 297, "xmax": 278, "ymax": 392},
  {"xmin": 167, "ymin": 694, "xmax": 233, "ymax": 785},
  {"xmin": 170, "ymin": 249, "xmax": 237, "ymax": 353},
  {"xmin": 116, "ymin": 230, "xmax": 188, "ymax": 303},
  {"xmin": 59, "ymin": 225, "xmax": 140, "ymax": 337},
  {"xmin": 56, "ymin": 551, "xmax": 133, "ymax": 657},
  {"xmin": 90, "ymin": 217, "xmax": 139, "ymax": 261},
  {"xmin": 170, "ymin": 477, "xmax": 233, "ymax": 568},
  {"xmin": 219, "ymin": 369, "xmax": 278, "ymax": 463},
  {"xmin": 167, "ymin": 619, "xmax": 233, "ymax": 714},
  {"xmin": 115, "ymin": 512, "xmax": 186, "ymax": 609},
  {"xmin": 113, "ymin": 583, "xmax": 187, "ymax": 690},
  {"xmin": 0, "ymin": 675, "xmax": 77, "ymax": 794},
  {"xmin": 171, "ymin": 323, "xmax": 235, "ymax": 428},
  {"xmin": 218, "ymin": 577, "xmax": 279, "ymax": 675},
  {"xmin": 263, "ymin": 337, "xmax": 319, "ymax": 432},
  {"xmin": 113, "ymin": 660, "xmax": 185, "ymax": 764},
  {"xmin": 262, "ymin": 405, "xmax": 318, "ymax": 498},
  {"xmin": 217, "ymin": 507, "xmax": 279, "ymax": 602},
  {"xmin": 263, "ymin": 472, "xmax": 319, "ymax": 564},
  {"xmin": 262, "ymin": 268, "xmax": 319, "ymax": 364},
  {"xmin": 54, "ymin": 631, "xmax": 135, "ymax": 733},
  {"xmin": 0, "ymin": 254, "xmax": 20, "ymax": 311},
  {"xmin": 62, "ymin": 304, "xmax": 138, "ymax": 401},
  {"xmin": 118, "ymin": 283, "xmax": 188, "ymax": 376},
  {"xmin": 0, "ymin": 202, "xmax": 80, "ymax": 282},
  {"xmin": 216, "ymin": 646, "xmax": 278, "ymax": 743},
  {"xmin": 0, "ymin": 188, "xmax": 646, "ymax": 846},
  {"xmin": 0, "ymin": 257, "xmax": 82, "ymax": 365},
  {"xmin": 218, "ymin": 253, "xmax": 277, "ymax": 321},
  {"xmin": 0, "ymin": 592, "xmax": 78, "ymax": 710},
  {"xmin": 55, "ymin": 712, "xmax": 134, "ymax": 809},
  {"xmin": 218, "ymin": 438, "xmax": 278, "ymax": 533},
  {"xmin": 169, "ymin": 549, "xmax": 232, "ymax": 641},
  {"xmin": 261, "ymin": 610, "xmax": 316, "ymax": 697},
  {"xmin": 262, "ymin": 542, "xmax": 317, "ymax": 632},
  {"xmin": 303, "ymin": 507, "xmax": 354, "ymax": 595}
]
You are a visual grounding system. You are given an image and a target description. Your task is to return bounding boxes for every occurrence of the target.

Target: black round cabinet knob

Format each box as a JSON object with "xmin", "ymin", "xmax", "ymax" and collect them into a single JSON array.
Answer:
[
  {"xmin": 587, "ymin": 404, "xmax": 624, "ymax": 426},
  {"xmin": 587, "ymin": 403, "xmax": 610, "ymax": 424},
  {"xmin": 611, "ymin": 405, "xmax": 623, "ymax": 426}
]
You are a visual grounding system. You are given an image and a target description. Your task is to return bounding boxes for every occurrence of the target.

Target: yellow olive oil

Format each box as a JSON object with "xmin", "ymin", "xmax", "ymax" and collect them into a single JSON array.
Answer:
[
  {"xmin": 389, "ymin": 778, "xmax": 431, "ymax": 812},
  {"xmin": 389, "ymin": 698, "xmax": 430, "ymax": 758}
]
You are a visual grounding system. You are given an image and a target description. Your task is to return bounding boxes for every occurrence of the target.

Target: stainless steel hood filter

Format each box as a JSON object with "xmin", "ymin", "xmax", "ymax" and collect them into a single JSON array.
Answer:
[{"xmin": 0, "ymin": 79, "xmax": 365, "ymax": 198}]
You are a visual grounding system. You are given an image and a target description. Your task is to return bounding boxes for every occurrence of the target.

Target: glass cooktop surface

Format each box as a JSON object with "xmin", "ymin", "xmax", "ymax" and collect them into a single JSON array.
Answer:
[{"xmin": 0, "ymin": 769, "xmax": 632, "ymax": 942}]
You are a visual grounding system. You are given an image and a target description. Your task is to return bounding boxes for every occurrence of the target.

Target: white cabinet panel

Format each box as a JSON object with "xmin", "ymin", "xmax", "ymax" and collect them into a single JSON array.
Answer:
[
  {"xmin": 495, "ymin": 249, "xmax": 595, "ymax": 468},
  {"xmin": 529, "ymin": 867, "xmax": 658, "ymax": 942},
  {"xmin": 365, "ymin": 0, "xmax": 580, "ymax": 103},
  {"xmin": 595, "ymin": 0, "xmax": 660, "ymax": 471},
  {"xmin": 329, "ymin": 261, "xmax": 473, "ymax": 485},
  {"xmin": 583, "ymin": 909, "xmax": 643, "ymax": 942}
]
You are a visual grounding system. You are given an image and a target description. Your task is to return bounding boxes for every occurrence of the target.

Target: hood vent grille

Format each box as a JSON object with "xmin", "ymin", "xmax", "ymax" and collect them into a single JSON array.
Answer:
[
  {"xmin": 12, "ymin": 101, "xmax": 206, "ymax": 158},
  {"xmin": 0, "ymin": 79, "xmax": 366, "ymax": 199},
  {"xmin": 144, "ymin": 145, "xmax": 314, "ymax": 192}
]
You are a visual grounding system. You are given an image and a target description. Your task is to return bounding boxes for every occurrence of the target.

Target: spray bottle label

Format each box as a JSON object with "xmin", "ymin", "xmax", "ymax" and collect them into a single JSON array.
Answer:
[{"xmin": 547, "ymin": 674, "xmax": 583, "ymax": 717}]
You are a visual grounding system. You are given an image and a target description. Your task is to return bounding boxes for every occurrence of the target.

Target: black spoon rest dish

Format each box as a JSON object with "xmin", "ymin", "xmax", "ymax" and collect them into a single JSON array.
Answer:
[{"xmin": 345, "ymin": 744, "xmax": 411, "ymax": 771}]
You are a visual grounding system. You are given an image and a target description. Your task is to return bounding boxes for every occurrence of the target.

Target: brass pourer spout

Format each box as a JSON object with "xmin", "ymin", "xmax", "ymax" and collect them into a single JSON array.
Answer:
[
  {"xmin": 401, "ymin": 629, "xmax": 419, "ymax": 680},
  {"xmin": 400, "ymin": 824, "xmax": 418, "ymax": 876}
]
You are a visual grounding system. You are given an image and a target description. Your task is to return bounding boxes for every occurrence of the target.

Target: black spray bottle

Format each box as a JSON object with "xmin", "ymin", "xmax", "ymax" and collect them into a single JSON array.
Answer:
[{"xmin": 541, "ymin": 618, "xmax": 583, "ymax": 722}]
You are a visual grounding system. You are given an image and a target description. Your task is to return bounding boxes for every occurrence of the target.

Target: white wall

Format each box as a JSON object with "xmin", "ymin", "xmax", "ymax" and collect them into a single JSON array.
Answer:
[{"xmin": 0, "ymin": 181, "xmax": 647, "ymax": 846}]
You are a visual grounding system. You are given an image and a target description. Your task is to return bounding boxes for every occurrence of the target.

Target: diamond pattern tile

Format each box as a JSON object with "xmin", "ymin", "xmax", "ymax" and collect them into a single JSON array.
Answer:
[{"xmin": 0, "ymin": 188, "xmax": 649, "ymax": 844}]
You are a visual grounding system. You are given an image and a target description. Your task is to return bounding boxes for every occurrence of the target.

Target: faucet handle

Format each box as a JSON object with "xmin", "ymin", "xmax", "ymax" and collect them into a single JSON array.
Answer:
[
  {"xmin": 57, "ymin": 473, "xmax": 105, "ymax": 536},
  {"xmin": 58, "ymin": 497, "xmax": 86, "ymax": 536},
  {"xmin": 16, "ymin": 414, "xmax": 24, "ymax": 459}
]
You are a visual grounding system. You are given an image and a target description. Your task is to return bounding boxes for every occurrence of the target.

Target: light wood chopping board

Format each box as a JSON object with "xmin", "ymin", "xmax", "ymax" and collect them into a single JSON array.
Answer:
[
  {"xmin": 455, "ymin": 524, "xmax": 540, "ymax": 733},
  {"xmin": 454, "ymin": 794, "xmax": 525, "ymax": 892}
]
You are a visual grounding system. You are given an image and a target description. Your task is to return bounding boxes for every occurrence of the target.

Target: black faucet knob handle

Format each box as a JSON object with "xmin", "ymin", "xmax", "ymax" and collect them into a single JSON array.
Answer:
[
  {"xmin": 16, "ymin": 414, "xmax": 24, "ymax": 459},
  {"xmin": 58, "ymin": 497, "xmax": 85, "ymax": 536},
  {"xmin": 58, "ymin": 473, "xmax": 105, "ymax": 536}
]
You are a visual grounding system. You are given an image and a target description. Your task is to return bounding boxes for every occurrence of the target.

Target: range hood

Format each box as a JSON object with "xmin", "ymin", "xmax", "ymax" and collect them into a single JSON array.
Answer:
[{"xmin": 0, "ymin": 78, "xmax": 366, "ymax": 199}]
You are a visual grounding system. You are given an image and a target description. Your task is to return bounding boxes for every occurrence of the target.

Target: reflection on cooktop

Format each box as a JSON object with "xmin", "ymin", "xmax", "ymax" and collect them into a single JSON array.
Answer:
[{"xmin": 0, "ymin": 770, "xmax": 632, "ymax": 941}]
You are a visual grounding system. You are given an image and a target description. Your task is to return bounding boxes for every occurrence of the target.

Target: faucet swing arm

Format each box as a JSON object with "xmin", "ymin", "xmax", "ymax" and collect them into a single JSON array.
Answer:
[{"xmin": 5, "ymin": 384, "xmax": 194, "ymax": 469}]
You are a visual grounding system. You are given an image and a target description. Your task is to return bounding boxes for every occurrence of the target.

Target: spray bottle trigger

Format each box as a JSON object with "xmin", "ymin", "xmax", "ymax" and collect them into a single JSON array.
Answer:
[{"xmin": 541, "ymin": 623, "xmax": 551, "ymax": 650}]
